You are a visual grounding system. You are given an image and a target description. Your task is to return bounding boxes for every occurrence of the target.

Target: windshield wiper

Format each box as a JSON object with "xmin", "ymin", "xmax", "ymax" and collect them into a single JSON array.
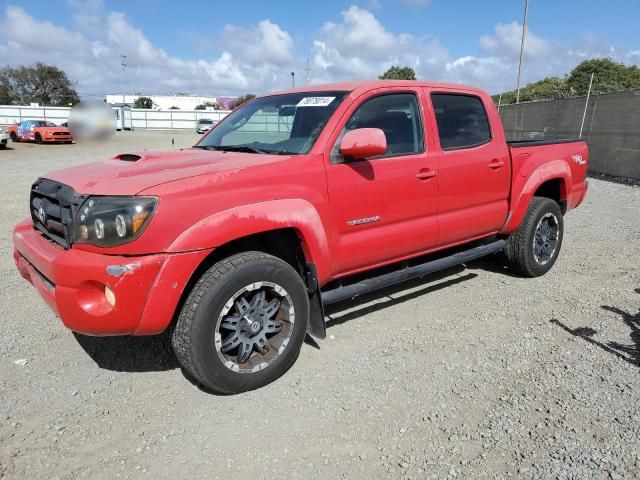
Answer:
[{"xmin": 195, "ymin": 145, "xmax": 267, "ymax": 154}]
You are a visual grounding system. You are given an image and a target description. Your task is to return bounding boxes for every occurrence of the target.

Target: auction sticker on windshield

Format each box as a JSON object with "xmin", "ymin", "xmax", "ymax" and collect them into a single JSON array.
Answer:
[{"xmin": 297, "ymin": 97, "xmax": 336, "ymax": 107}]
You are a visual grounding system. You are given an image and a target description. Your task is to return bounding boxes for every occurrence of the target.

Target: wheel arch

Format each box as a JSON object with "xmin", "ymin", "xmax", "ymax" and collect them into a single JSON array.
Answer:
[
  {"xmin": 502, "ymin": 160, "xmax": 571, "ymax": 234},
  {"xmin": 167, "ymin": 199, "xmax": 332, "ymax": 283},
  {"xmin": 147, "ymin": 200, "xmax": 332, "ymax": 339}
]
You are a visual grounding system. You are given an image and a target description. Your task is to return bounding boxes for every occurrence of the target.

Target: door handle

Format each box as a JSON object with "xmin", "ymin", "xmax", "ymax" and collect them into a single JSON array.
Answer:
[
  {"xmin": 416, "ymin": 169, "xmax": 437, "ymax": 180},
  {"xmin": 488, "ymin": 160, "xmax": 505, "ymax": 169}
]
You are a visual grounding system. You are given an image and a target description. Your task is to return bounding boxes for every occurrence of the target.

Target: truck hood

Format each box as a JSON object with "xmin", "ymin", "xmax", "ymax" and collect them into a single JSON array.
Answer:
[{"xmin": 43, "ymin": 148, "xmax": 289, "ymax": 195}]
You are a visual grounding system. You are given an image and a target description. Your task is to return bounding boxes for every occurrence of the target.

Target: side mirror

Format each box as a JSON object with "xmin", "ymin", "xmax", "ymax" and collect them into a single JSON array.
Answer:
[{"xmin": 339, "ymin": 128, "xmax": 387, "ymax": 160}]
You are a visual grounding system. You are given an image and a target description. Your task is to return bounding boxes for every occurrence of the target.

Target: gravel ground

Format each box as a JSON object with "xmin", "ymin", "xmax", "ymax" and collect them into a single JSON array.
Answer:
[{"xmin": 1, "ymin": 131, "xmax": 639, "ymax": 479}]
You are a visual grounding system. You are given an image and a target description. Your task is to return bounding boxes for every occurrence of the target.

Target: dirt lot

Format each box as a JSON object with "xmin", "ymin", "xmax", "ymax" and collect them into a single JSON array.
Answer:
[{"xmin": 1, "ymin": 131, "xmax": 639, "ymax": 479}]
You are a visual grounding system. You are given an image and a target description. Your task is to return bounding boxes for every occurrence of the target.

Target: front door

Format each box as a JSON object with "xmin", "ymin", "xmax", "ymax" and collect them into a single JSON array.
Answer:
[{"xmin": 325, "ymin": 89, "xmax": 439, "ymax": 276}]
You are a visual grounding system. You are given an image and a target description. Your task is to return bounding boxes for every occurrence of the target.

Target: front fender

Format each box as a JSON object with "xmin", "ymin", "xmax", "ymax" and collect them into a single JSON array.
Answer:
[
  {"xmin": 168, "ymin": 199, "xmax": 333, "ymax": 284},
  {"xmin": 501, "ymin": 160, "xmax": 571, "ymax": 234}
]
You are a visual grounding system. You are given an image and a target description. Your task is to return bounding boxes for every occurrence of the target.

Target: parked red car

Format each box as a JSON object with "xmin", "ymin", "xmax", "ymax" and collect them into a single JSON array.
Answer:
[
  {"xmin": 13, "ymin": 81, "xmax": 588, "ymax": 393},
  {"xmin": 8, "ymin": 120, "xmax": 73, "ymax": 144}
]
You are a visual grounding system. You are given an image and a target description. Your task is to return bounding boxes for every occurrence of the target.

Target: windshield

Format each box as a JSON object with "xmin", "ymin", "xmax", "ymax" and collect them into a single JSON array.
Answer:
[
  {"xmin": 197, "ymin": 91, "xmax": 348, "ymax": 154},
  {"xmin": 198, "ymin": 119, "xmax": 213, "ymax": 124},
  {"xmin": 33, "ymin": 121, "xmax": 57, "ymax": 127}
]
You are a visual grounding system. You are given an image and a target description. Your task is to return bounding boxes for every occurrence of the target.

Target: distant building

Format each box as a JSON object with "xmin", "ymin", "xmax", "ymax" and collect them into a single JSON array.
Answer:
[{"xmin": 104, "ymin": 94, "xmax": 232, "ymax": 111}]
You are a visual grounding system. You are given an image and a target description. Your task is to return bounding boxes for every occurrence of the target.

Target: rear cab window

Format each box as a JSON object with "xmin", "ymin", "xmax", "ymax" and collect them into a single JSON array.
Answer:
[{"xmin": 431, "ymin": 93, "xmax": 491, "ymax": 150}]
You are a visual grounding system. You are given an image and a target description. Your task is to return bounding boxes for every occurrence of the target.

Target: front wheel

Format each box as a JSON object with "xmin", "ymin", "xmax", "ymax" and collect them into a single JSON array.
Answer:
[
  {"xmin": 10, "ymin": 132, "xmax": 19, "ymax": 142},
  {"xmin": 172, "ymin": 252, "xmax": 309, "ymax": 394},
  {"xmin": 503, "ymin": 197, "xmax": 564, "ymax": 277}
]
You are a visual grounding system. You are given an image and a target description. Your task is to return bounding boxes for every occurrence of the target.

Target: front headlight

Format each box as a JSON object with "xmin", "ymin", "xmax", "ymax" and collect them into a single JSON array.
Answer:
[{"xmin": 74, "ymin": 196, "xmax": 157, "ymax": 247}]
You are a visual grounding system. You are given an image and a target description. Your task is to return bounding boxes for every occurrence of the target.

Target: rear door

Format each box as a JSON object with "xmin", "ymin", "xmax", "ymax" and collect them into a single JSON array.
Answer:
[
  {"xmin": 324, "ymin": 88, "xmax": 439, "ymax": 276},
  {"xmin": 425, "ymin": 89, "xmax": 510, "ymax": 245}
]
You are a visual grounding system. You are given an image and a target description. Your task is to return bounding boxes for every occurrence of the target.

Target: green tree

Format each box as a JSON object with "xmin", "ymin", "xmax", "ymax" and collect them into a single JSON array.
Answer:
[
  {"xmin": 194, "ymin": 101, "xmax": 224, "ymax": 110},
  {"xmin": 134, "ymin": 96, "xmax": 154, "ymax": 109},
  {"xmin": 492, "ymin": 76, "xmax": 570, "ymax": 105},
  {"xmin": 229, "ymin": 94, "xmax": 256, "ymax": 109},
  {"xmin": 379, "ymin": 66, "xmax": 417, "ymax": 80},
  {"xmin": 566, "ymin": 58, "xmax": 640, "ymax": 95},
  {"xmin": 0, "ymin": 63, "xmax": 79, "ymax": 106},
  {"xmin": 493, "ymin": 58, "xmax": 640, "ymax": 105},
  {"xmin": 0, "ymin": 76, "xmax": 11, "ymax": 104}
]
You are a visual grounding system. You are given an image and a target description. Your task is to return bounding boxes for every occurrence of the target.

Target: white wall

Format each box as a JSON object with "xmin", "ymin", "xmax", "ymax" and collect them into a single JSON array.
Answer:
[
  {"xmin": 0, "ymin": 105, "xmax": 71, "ymax": 126},
  {"xmin": 0, "ymin": 105, "xmax": 231, "ymax": 130}
]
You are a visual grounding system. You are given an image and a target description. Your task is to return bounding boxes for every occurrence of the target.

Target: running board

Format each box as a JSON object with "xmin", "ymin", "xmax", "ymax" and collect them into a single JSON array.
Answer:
[{"xmin": 321, "ymin": 239, "xmax": 506, "ymax": 306}]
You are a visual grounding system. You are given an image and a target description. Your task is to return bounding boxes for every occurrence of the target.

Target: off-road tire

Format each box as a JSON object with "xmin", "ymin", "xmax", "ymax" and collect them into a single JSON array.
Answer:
[
  {"xmin": 503, "ymin": 196, "xmax": 564, "ymax": 277},
  {"xmin": 172, "ymin": 252, "xmax": 309, "ymax": 394}
]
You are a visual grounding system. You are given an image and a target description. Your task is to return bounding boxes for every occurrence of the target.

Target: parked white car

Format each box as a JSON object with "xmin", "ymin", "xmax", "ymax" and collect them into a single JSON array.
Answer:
[
  {"xmin": 196, "ymin": 118, "xmax": 215, "ymax": 134},
  {"xmin": 0, "ymin": 127, "xmax": 9, "ymax": 149}
]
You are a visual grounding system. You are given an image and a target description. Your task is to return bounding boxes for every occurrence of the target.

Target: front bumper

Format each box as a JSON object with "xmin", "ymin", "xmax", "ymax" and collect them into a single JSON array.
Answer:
[
  {"xmin": 13, "ymin": 219, "xmax": 211, "ymax": 336},
  {"xmin": 42, "ymin": 135, "xmax": 73, "ymax": 143}
]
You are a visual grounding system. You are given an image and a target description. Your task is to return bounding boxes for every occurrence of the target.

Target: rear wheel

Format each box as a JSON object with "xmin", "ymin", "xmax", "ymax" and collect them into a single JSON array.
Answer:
[
  {"xmin": 172, "ymin": 252, "xmax": 309, "ymax": 394},
  {"xmin": 35, "ymin": 133, "xmax": 42, "ymax": 144},
  {"xmin": 503, "ymin": 197, "xmax": 564, "ymax": 277}
]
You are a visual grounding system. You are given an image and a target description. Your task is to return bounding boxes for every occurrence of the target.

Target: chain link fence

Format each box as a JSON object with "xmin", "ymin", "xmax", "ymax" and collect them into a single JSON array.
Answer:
[{"xmin": 499, "ymin": 90, "xmax": 640, "ymax": 180}]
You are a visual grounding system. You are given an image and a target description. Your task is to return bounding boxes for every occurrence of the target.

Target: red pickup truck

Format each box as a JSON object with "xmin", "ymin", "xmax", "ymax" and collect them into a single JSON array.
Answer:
[{"xmin": 12, "ymin": 81, "xmax": 588, "ymax": 393}]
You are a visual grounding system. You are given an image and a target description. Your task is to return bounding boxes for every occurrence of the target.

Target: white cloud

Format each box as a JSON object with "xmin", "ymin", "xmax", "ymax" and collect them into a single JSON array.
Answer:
[
  {"xmin": 0, "ymin": 4, "xmax": 638, "ymax": 98},
  {"xmin": 1, "ymin": 5, "xmax": 88, "ymax": 53},
  {"xmin": 321, "ymin": 6, "xmax": 396, "ymax": 61},
  {"xmin": 222, "ymin": 20, "xmax": 294, "ymax": 66},
  {"xmin": 311, "ymin": 6, "xmax": 448, "ymax": 83},
  {"xmin": 479, "ymin": 21, "xmax": 549, "ymax": 59}
]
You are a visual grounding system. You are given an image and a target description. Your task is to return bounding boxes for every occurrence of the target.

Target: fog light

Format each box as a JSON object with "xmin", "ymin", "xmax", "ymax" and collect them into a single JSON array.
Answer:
[{"xmin": 104, "ymin": 286, "xmax": 116, "ymax": 307}]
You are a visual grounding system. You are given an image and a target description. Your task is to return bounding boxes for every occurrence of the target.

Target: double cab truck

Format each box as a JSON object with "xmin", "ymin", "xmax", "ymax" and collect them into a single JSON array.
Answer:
[
  {"xmin": 12, "ymin": 81, "xmax": 589, "ymax": 394},
  {"xmin": 8, "ymin": 120, "xmax": 73, "ymax": 144}
]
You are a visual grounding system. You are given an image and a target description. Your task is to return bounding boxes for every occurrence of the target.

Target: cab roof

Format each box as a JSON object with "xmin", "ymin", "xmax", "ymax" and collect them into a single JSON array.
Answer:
[{"xmin": 265, "ymin": 80, "xmax": 488, "ymax": 98}]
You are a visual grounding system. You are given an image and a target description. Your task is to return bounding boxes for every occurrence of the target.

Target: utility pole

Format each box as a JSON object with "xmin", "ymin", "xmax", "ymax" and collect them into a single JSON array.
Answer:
[
  {"xmin": 304, "ymin": 59, "xmax": 311, "ymax": 85},
  {"xmin": 121, "ymin": 54, "xmax": 127, "ymax": 104},
  {"xmin": 515, "ymin": 0, "xmax": 529, "ymax": 104},
  {"xmin": 291, "ymin": 72, "xmax": 295, "ymax": 88},
  {"xmin": 579, "ymin": 73, "xmax": 595, "ymax": 138}
]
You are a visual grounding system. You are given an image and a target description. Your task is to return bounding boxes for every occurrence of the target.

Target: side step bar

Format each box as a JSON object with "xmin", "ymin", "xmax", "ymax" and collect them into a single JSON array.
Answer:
[{"xmin": 321, "ymin": 239, "xmax": 506, "ymax": 306}]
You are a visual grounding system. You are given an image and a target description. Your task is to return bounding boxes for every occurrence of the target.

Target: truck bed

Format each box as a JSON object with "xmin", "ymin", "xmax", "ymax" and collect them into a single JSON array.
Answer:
[{"xmin": 507, "ymin": 138, "xmax": 582, "ymax": 148}]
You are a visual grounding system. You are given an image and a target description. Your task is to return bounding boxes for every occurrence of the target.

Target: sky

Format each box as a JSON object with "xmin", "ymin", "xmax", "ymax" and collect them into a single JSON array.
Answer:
[{"xmin": 1, "ymin": 0, "xmax": 638, "ymax": 98}]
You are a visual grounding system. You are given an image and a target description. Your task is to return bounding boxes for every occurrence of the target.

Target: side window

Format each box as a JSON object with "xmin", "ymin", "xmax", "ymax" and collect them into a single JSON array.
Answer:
[
  {"xmin": 335, "ymin": 93, "xmax": 424, "ymax": 159},
  {"xmin": 431, "ymin": 94, "xmax": 491, "ymax": 150}
]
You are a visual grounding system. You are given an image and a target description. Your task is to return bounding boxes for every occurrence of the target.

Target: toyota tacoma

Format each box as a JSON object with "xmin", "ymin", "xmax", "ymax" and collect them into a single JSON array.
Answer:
[{"xmin": 12, "ymin": 81, "xmax": 589, "ymax": 394}]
